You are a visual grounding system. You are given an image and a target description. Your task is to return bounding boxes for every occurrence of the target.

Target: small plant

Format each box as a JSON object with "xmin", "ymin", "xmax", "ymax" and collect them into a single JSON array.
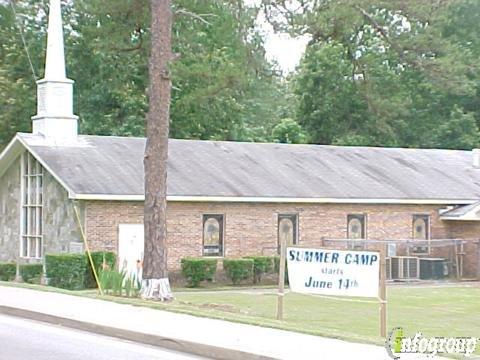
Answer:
[
  {"xmin": 85, "ymin": 251, "xmax": 117, "ymax": 289},
  {"xmin": 223, "ymin": 259, "xmax": 254, "ymax": 285},
  {"xmin": 123, "ymin": 273, "xmax": 141, "ymax": 298},
  {"xmin": 19, "ymin": 264, "xmax": 43, "ymax": 284},
  {"xmin": 98, "ymin": 268, "xmax": 112, "ymax": 292},
  {"xmin": 99, "ymin": 268, "xmax": 122, "ymax": 295},
  {"xmin": 111, "ymin": 269, "xmax": 126, "ymax": 296},
  {"xmin": 244, "ymin": 256, "xmax": 275, "ymax": 284},
  {"xmin": 99, "ymin": 268, "xmax": 140, "ymax": 297},
  {"xmin": 181, "ymin": 258, "xmax": 218, "ymax": 287},
  {"xmin": 0, "ymin": 263, "xmax": 16, "ymax": 281}
]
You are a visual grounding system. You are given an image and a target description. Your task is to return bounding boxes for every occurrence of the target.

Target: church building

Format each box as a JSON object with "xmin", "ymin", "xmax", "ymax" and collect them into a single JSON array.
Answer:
[{"xmin": 1, "ymin": 0, "xmax": 479, "ymax": 279}]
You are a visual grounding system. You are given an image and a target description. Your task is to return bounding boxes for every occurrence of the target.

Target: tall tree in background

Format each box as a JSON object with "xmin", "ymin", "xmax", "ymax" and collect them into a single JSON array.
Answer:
[
  {"xmin": 0, "ymin": 0, "xmax": 46, "ymax": 147},
  {"xmin": 2, "ymin": 0, "xmax": 480, "ymax": 151},
  {"xmin": 0, "ymin": 0, "xmax": 286, "ymax": 150},
  {"xmin": 262, "ymin": 0, "xmax": 480, "ymax": 149},
  {"xmin": 141, "ymin": 0, "xmax": 173, "ymax": 300}
]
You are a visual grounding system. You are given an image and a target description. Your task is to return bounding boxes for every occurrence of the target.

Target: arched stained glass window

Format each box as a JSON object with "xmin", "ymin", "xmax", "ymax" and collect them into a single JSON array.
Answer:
[
  {"xmin": 412, "ymin": 215, "xmax": 430, "ymax": 254},
  {"xmin": 278, "ymin": 214, "xmax": 298, "ymax": 253},
  {"xmin": 203, "ymin": 215, "xmax": 224, "ymax": 256},
  {"xmin": 348, "ymin": 216, "xmax": 365, "ymax": 239},
  {"xmin": 413, "ymin": 217, "xmax": 428, "ymax": 239},
  {"xmin": 347, "ymin": 214, "xmax": 366, "ymax": 249}
]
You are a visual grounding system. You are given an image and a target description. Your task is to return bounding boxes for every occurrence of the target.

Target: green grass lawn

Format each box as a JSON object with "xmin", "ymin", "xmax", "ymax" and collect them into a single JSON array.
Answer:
[
  {"xmin": 98, "ymin": 283, "xmax": 479, "ymax": 353},
  {"xmin": 170, "ymin": 285, "xmax": 480, "ymax": 346},
  {"xmin": 2, "ymin": 281, "xmax": 479, "ymax": 353}
]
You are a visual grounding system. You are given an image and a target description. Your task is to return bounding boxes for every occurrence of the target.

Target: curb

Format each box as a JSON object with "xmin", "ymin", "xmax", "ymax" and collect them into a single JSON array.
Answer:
[{"xmin": 0, "ymin": 305, "xmax": 276, "ymax": 360}]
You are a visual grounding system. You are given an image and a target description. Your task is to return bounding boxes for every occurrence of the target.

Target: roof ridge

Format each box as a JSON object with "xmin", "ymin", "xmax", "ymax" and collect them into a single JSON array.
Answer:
[{"xmin": 67, "ymin": 134, "xmax": 472, "ymax": 153}]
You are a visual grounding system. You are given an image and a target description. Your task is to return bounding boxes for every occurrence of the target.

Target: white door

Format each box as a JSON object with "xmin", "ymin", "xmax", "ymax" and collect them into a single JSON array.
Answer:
[{"xmin": 118, "ymin": 224, "xmax": 144, "ymax": 279}]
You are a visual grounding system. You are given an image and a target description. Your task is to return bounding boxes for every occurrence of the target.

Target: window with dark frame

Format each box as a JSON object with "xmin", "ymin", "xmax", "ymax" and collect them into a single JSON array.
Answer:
[
  {"xmin": 20, "ymin": 152, "xmax": 43, "ymax": 259},
  {"xmin": 278, "ymin": 214, "xmax": 298, "ymax": 254},
  {"xmin": 412, "ymin": 214, "xmax": 430, "ymax": 254},
  {"xmin": 347, "ymin": 214, "xmax": 366, "ymax": 249},
  {"xmin": 203, "ymin": 214, "xmax": 224, "ymax": 256}
]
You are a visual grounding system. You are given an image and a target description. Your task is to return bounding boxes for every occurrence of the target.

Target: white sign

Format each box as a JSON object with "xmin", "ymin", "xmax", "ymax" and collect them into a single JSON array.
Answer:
[{"xmin": 287, "ymin": 247, "xmax": 380, "ymax": 298}]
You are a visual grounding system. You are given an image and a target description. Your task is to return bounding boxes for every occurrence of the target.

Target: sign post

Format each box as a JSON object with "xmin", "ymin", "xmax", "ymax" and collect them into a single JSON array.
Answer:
[
  {"xmin": 276, "ymin": 235, "xmax": 287, "ymax": 320},
  {"xmin": 379, "ymin": 246, "xmax": 387, "ymax": 338}
]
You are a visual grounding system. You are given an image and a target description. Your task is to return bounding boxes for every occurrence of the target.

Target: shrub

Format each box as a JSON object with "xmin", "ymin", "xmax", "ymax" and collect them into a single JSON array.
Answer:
[
  {"xmin": 244, "ymin": 256, "xmax": 274, "ymax": 284},
  {"xmin": 223, "ymin": 259, "xmax": 254, "ymax": 285},
  {"xmin": 181, "ymin": 258, "xmax": 218, "ymax": 287},
  {"xmin": 19, "ymin": 264, "xmax": 43, "ymax": 284},
  {"xmin": 0, "ymin": 263, "xmax": 16, "ymax": 281},
  {"xmin": 45, "ymin": 254, "xmax": 87, "ymax": 290},
  {"xmin": 85, "ymin": 251, "xmax": 117, "ymax": 288}
]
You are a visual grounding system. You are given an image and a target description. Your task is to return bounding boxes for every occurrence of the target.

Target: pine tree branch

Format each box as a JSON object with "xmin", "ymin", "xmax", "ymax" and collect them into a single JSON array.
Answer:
[{"xmin": 174, "ymin": 8, "xmax": 215, "ymax": 25}]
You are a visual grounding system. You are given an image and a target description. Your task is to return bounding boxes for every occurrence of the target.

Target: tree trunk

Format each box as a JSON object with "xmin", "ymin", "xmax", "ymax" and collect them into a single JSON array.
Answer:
[{"xmin": 141, "ymin": 0, "xmax": 173, "ymax": 301}]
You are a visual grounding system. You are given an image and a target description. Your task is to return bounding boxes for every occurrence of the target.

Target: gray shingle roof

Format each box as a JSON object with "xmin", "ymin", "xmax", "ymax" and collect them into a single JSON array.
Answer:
[{"xmin": 17, "ymin": 133, "xmax": 480, "ymax": 201}]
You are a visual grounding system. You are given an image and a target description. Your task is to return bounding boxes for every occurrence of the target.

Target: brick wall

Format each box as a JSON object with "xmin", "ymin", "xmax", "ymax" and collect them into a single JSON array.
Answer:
[
  {"xmin": 86, "ymin": 201, "xmax": 143, "ymax": 252},
  {"xmin": 84, "ymin": 201, "xmax": 479, "ymax": 277}
]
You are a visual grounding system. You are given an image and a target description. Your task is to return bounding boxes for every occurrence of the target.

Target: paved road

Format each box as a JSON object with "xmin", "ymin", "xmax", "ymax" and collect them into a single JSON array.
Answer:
[{"xmin": 0, "ymin": 314, "xmax": 207, "ymax": 360}]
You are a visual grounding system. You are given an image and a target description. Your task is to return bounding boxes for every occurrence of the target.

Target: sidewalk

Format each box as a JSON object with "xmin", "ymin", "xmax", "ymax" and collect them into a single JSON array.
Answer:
[{"xmin": 0, "ymin": 285, "xmax": 388, "ymax": 360}]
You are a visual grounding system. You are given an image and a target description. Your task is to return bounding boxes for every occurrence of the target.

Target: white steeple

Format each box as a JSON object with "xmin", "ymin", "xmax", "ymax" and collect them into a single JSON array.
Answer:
[{"xmin": 32, "ymin": 0, "xmax": 78, "ymax": 140}]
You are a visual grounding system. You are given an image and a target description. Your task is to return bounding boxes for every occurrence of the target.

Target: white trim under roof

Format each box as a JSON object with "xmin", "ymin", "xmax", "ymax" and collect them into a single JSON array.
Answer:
[
  {"xmin": 0, "ymin": 135, "xmax": 25, "ymax": 179},
  {"xmin": 71, "ymin": 193, "xmax": 479, "ymax": 205},
  {"xmin": 440, "ymin": 216, "xmax": 480, "ymax": 221}
]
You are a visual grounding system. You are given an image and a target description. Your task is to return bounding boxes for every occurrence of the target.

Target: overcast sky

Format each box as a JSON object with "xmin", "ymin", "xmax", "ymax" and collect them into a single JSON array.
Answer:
[
  {"xmin": 246, "ymin": 0, "xmax": 309, "ymax": 73},
  {"xmin": 263, "ymin": 30, "xmax": 309, "ymax": 73}
]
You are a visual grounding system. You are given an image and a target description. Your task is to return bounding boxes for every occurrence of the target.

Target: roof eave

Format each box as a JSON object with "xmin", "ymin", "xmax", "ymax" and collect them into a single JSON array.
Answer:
[
  {"xmin": 440, "ymin": 216, "xmax": 480, "ymax": 221},
  {"xmin": 0, "ymin": 134, "xmax": 26, "ymax": 179},
  {"xmin": 70, "ymin": 194, "xmax": 479, "ymax": 205}
]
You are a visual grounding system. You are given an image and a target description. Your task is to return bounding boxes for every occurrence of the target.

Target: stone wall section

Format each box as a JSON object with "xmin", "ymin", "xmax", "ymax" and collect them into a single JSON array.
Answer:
[
  {"xmin": 0, "ymin": 153, "xmax": 84, "ymax": 265},
  {"xmin": 0, "ymin": 156, "xmax": 21, "ymax": 262},
  {"xmin": 42, "ymin": 171, "xmax": 84, "ymax": 256}
]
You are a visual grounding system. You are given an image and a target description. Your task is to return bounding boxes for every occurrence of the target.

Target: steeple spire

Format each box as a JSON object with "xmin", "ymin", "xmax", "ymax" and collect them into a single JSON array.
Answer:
[
  {"xmin": 44, "ymin": 0, "xmax": 66, "ymax": 80},
  {"xmin": 32, "ymin": 0, "xmax": 78, "ymax": 141}
]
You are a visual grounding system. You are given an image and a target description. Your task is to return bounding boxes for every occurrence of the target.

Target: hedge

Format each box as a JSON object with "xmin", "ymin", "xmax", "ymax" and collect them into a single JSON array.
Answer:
[
  {"xmin": 45, "ymin": 254, "xmax": 87, "ymax": 290},
  {"xmin": 19, "ymin": 264, "xmax": 43, "ymax": 284},
  {"xmin": 244, "ymin": 256, "xmax": 274, "ymax": 284},
  {"xmin": 0, "ymin": 263, "xmax": 16, "ymax": 281},
  {"xmin": 223, "ymin": 259, "xmax": 254, "ymax": 285},
  {"xmin": 85, "ymin": 251, "xmax": 117, "ymax": 288},
  {"xmin": 181, "ymin": 258, "xmax": 218, "ymax": 287}
]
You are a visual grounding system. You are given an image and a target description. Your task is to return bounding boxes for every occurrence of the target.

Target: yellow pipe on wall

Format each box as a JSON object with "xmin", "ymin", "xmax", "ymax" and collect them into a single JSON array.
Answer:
[{"xmin": 73, "ymin": 202, "xmax": 104, "ymax": 296}]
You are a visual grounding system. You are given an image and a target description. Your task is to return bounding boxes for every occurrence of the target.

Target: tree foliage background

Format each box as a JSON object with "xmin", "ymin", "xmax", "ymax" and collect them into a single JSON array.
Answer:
[
  {"xmin": 0, "ymin": 0, "xmax": 290, "ymax": 147},
  {"xmin": 261, "ymin": 0, "xmax": 480, "ymax": 149},
  {"xmin": 0, "ymin": 0, "xmax": 479, "ymax": 150}
]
